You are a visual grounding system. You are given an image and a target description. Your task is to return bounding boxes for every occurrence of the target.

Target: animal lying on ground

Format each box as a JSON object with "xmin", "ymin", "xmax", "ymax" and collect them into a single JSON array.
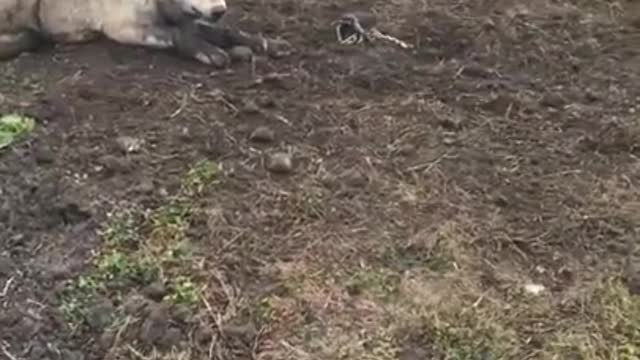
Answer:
[{"xmin": 0, "ymin": 0, "xmax": 291, "ymax": 66}]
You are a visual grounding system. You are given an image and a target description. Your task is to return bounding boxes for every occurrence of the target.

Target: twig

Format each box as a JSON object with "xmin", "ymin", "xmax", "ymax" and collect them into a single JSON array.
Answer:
[
  {"xmin": 1, "ymin": 344, "xmax": 19, "ymax": 360},
  {"xmin": 0, "ymin": 277, "xmax": 14, "ymax": 298}
]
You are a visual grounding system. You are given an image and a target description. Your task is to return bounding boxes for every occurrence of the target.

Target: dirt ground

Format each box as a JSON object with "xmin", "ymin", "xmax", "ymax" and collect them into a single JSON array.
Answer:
[{"xmin": 1, "ymin": 0, "xmax": 640, "ymax": 359}]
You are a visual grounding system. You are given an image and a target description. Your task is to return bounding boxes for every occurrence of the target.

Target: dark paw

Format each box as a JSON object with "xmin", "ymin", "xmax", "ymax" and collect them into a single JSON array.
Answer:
[
  {"xmin": 194, "ymin": 46, "xmax": 230, "ymax": 67},
  {"xmin": 228, "ymin": 46, "xmax": 253, "ymax": 63}
]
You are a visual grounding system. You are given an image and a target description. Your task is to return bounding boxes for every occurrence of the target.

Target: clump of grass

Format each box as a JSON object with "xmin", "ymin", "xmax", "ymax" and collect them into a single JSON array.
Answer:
[
  {"xmin": 545, "ymin": 278, "xmax": 640, "ymax": 359},
  {"xmin": 0, "ymin": 113, "xmax": 35, "ymax": 149},
  {"xmin": 60, "ymin": 160, "xmax": 221, "ymax": 325},
  {"xmin": 344, "ymin": 267, "xmax": 401, "ymax": 301}
]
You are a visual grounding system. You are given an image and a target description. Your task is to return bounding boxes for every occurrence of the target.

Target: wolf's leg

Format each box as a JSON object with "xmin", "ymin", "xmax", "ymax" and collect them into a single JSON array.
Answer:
[
  {"xmin": 102, "ymin": 23, "xmax": 230, "ymax": 67},
  {"xmin": 194, "ymin": 22, "xmax": 292, "ymax": 58},
  {"xmin": 0, "ymin": 31, "xmax": 45, "ymax": 60}
]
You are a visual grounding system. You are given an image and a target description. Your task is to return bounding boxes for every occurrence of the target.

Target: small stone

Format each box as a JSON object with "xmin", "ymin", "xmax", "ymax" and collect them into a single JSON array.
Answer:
[
  {"xmin": 395, "ymin": 144, "xmax": 415, "ymax": 156},
  {"xmin": 172, "ymin": 304, "xmax": 193, "ymax": 324},
  {"xmin": 439, "ymin": 116, "xmax": 463, "ymax": 130},
  {"xmin": 123, "ymin": 294, "xmax": 149, "ymax": 315},
  {"xmin": 0, "ymin": 309, "xmax": 21, "ymax": 326},
  {"xmin": 222, "ymin": 322, "xmax": 258, "ymax": 344},
  {"xmin": 132, "ymin": 179, "xmax": 155, "ymax": 194},
  {"xmin": 540, "ymin": 92, "xmax": 566, "ymax": 108},
  {"xmin": 249, "ymin": 126, "xmax": 275, "ymax": 142},
  {"xmin": 142, "ymin": 282, "xmax": 167, "ymax": 302},
  {"xmin": 99, "ymin": 329, "xmax": 116, "ymax": 350},
  {"xmin": 61, "ymin": 349, "xmax": 85, "ymax": 360},
  {"xmin": 195, "ymin": 325, "xmax": 214, "ymax": 344},
  {"xmin": 159, "ymin": 327, "xmax": 183, "ymax": 349},
  {"xmin": 86, "ymin": 299, "xmax": 115, "ymax": 331},
  {"xmin": 523, "ymin": 283, "xmax": 546, "ymax": 295},
  {"xmin": 29, "ymin": 343, "xmax": 48, "ymax": 358},
  {"xmin": 34, "ymin": 145, "xmax": 55, "ymax": 164},
  {"xmin": 340, "ymin": 169, "xmax": 367, "ymax": 188},
  {"xmin": 229, "ymin": 46, "xmax": 254, "ymax": 62},
  {"xmin": 98, "ymin": 155, "xmax": 133, "ymax": 175},
  {"xmin": 115, "ymin": 136, "xmax": 143, "ymax": 153},
  {"xmin": 442, "ymin": 136, "xmax": 456, "ymax": 145},
  {"xmin": 0, "ymin": 255, "xmax": 14, "ymax": 276},
  {"xmin": 139, "ymin": 304, "xmax": 170, "ymax": 346},
  {"xmin": 267, "ymin": 152, "xmax": 293, "ymax": 174}
]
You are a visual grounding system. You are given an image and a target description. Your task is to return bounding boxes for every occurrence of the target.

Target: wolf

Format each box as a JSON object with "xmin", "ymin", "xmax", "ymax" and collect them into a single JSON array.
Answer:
[{"xmin": 0, "ymin": 0, "xmax": 289, "ymax": 66}]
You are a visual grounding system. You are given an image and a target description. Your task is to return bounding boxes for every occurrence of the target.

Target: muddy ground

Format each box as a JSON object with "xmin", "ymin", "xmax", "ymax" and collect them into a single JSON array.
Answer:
[{"xmin": 1, "ymin": 0, "xmax": 640, "ymax": 359}]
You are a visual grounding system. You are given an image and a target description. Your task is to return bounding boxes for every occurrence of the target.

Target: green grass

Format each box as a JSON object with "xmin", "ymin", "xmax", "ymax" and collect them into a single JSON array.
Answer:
[
  {"xmin": 59, "ymin": 159, "xmax": 221, "ymax": 327},
  {"xmin": 0, "ymin": 113, "xmax": 35, "ymax": 149}
]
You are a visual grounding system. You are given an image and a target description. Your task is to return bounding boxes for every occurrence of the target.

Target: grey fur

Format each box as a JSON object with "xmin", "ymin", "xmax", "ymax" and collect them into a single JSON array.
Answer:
[{"xmin": 0, "ymin": 0, "xmax": 287, "ymax": 66}]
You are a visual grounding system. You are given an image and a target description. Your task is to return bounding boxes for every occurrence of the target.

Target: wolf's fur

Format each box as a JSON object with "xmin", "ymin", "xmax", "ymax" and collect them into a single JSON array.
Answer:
[{"xmin": 0, "ymin": 0, "xmax": 281, "ymax": 66}]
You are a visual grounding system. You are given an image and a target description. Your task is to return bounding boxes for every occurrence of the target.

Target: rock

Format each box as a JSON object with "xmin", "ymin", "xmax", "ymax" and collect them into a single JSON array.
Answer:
[
  {"xmin": 34, "ymin": 145, "xmax": 55, "ymax": 164},
  {"xmin": 222, "ymin": 322, "xmax": 257, "ymax": 341},
  {"xmin": 439, "ymin": 116, "xmax": 463, "ymax": 130},
  {"xmin": 15, "ymin": 316, "xmax": 40, "ymax": 337},
  {"xmin": 340, "ymin": 169, "xmax": 368, "ymax": 188},
  {"xmin": 249, "ymin": 126, "xmax": 275, "ymax": 143},
  {"xmin": 0, "ymin": 255, "xmax": 14, "ymax": 276},
  {"xmin": 132, "ymin": 179, "xmax": 155, "ymax": 194},
  {"xmin": 195, "ymin": 324, "xmax": 214, "ymax": 344},
  {"xmin": 86, "ymin": 299, "xmax": 115, "ymax": 331},
  {"xmin": 142, "ymin": 282, "xmax": 167, "ymax": 302},
  {"xmin": 229, "ymin": 46, "xmax": 253, "ymax": 62},
  {"xmin": 540, "ymin": 92, "xmax": 567, "ymax": 108},
  {"xmin": 159, "ymin": 327, "xmax": 183, "ymax": 349},
  {"xmin": 523, "ymin": 283, "xmax": 546, "ymax": 295},
  {"xmin": 265, "ymin": 38, "xmax": 294, "ymax": 59},
  {"xmin": 123, "ymin": 294, "xmax": 149, "ymax": 315},
  {"xmin": 623, "ymin": 257, "xmax": 640, "ymax": 295},
  {"xmin": 442, "ymin": 136, "xmax": 456, "ymax": 145},
  {"xmin": 395, "ymin": 144, "xmax": 415, "ymax": 156},
  {"xmin": 115, "ymin": 136, "xmax": 143, "ymax": 153},
  {"xmin": 172, "ymin": 304, "xmax": 193, "ymax": 324},
  {"xmin": 98, "ymin": 155, "xmax": 133, "ymax": 175},
  {"xmin": 267, "ymin": 152, "xmax": 293, "ymax": 174},
  {"xmin": 98, "ymin": 329, "xmax": 116, "ymax": 350},
  {"xmin": 139, "ymin": 304, "xmax": 170, "ymax": 346},
  {"xmin": 61, "ymin": 349, "xmax": 85, "ymax": 360},
  {"xmin": 0, "ymin": 309, "xmax": 21, "ymax": 327},
  {"xmin": 29, "ymin": 343, "xmax": 48, "ymax": 359}
]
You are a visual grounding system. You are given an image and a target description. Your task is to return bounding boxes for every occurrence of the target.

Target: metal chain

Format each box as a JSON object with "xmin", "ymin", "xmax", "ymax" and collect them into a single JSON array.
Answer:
[{"xmin": 335, "ymin": 14, "xmax": 413, "ymax": 49}]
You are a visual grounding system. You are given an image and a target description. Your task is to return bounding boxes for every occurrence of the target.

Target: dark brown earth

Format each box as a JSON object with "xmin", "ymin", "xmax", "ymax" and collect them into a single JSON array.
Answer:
[{"xmin": 2, "ymin": 0, "xmax": 640, "ymax": 359}]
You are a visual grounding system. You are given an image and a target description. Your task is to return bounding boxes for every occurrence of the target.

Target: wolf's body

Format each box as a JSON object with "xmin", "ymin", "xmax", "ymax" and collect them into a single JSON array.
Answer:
[{"xmin": 0, "ymin": 0, "xmax": 283, "ymax": 66}]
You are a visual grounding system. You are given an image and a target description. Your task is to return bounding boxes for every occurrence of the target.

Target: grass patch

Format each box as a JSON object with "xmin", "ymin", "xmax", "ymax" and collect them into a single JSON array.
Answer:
[
  {"xmin": 59, "ymin": 159, "xmax": 222, "ymax": 327},
  {"xmin": 545, "ymin": 278, "xmax": 640, "ymax": 359},
  {"xmin": 0, "ymin": 113, "xmax": 35, "ymax": 150}
]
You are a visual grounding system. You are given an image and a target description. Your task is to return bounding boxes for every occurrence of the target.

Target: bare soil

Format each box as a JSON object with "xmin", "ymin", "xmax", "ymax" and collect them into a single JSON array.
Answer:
[{"xmin": 2, "ymin": 0, "xmax": 640, "ymax": 359}]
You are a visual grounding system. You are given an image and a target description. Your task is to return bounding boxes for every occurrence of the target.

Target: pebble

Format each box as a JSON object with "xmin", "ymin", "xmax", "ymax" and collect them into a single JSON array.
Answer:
[
  {"xmin": 267, "ymin": 152, "xmax": 293, "ymax": 174},
  {"xmin": 132, "ymin": 179, "xmax": 155, "ymax": 194},
  {"xmin": 340, "ymin": 169, "xmax": 368, "ymax": 188},
  {"xmin": 86, "ymin": 299, "xmax": 115, "ymax": 331},
  {"xmin": 98, "ymin": 155, "xmax": 133, "ymax": 175},
  {"xmin": 139, "ymin": 304, "xmax": 170, "ymax": 346},
  {"xmin": 0, "ymin": 255, "xmax": 14, "ymax": 276},
  {"xmin": 123, "ymin": 294, "xmax": 149, "ymax": 315},
  {"xmin": 249, "ymin": 126, "xmax": 275, "ymax": 142},
  {"xmin": 229, "ymin": 46, "xmax": 253, "ymax": 62},
  {"xmin": 115, "ymin": 136, "xmax": 143, "ymax": 153},
  {"xmin": 142, "ymin": 282, "xmax": 167, "ymax": 302}
]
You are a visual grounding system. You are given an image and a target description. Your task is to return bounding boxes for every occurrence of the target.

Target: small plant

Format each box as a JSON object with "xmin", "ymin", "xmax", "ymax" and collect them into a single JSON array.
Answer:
[
  {"xmin": 167, "ymin": 275, "xmax": 199, "ymax": 306},
  {"xmin": 99, "ymin": 209, "xmax": 141, "ymax": 249},
  {"xmin": 182, "ymin": 159, "xmax": 221, "ymax": 195},
  {"xmin": 0, "ymin": 113, "xmax": 35, "ymax": 149}
]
